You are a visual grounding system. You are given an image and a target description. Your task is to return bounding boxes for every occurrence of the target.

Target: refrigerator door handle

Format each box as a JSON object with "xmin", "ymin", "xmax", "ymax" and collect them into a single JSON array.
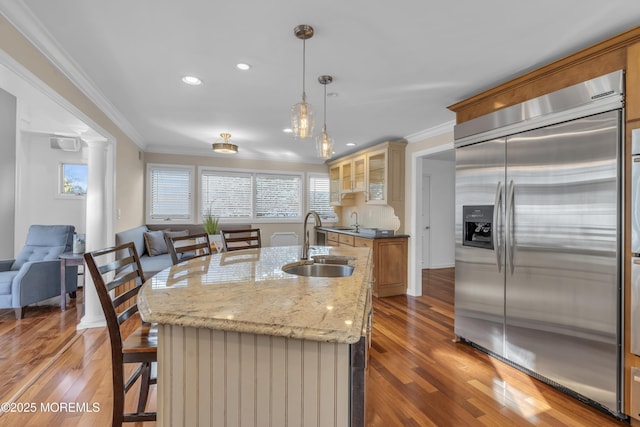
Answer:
[
  {"xmin": 493, "ymin": 181, "xmax": 503, "ymax": 272},
  {"xmin": 506, "ymin": 180, "xmax": 515, "ymax": 275}
]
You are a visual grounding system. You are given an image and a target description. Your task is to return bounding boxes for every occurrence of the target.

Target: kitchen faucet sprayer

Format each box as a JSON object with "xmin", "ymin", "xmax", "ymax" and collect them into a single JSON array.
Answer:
[{"xmin": 301, "ymin": 210, "xmax": 322, "ymax": 260}]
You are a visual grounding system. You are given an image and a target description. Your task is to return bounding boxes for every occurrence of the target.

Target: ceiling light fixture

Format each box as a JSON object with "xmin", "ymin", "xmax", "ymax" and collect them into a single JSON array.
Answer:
[
  {"xmin": 316, "ymin": 75, "xmax": 334, "ymax": 160},
  {"xmin": 181, "ymin": 75, "xmax": 202, "ymax": 85},
  {"xmin": 290, "ymin": 24, "xmax": 315, "ymax": 139},
  {"xmin": 212, "ymin": 133, "xmax": 238, "ymax": 154},
  {"xmin": 236, "ymin": 63, "xmax": 251, "ymax": 71}
]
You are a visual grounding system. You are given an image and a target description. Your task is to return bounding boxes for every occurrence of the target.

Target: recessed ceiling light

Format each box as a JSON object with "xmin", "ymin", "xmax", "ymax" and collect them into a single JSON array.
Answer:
[
  {"xmin": 346, "ymin": 142, "xmax": 357, "ymax": 147},
  {"xmin": 181, "ymin": 75, "xmax": 202, "ymax": 85},
  {"xmin": 283, "ymin": 128, "xmax": 293, "ymax": 133},
  {"xmin": 236, "ymin": 63, "xmax": 252, "ymax": 71},
  {"xmin": 327, "ymin": 92, "xmax": 339, "ymax": 97}
]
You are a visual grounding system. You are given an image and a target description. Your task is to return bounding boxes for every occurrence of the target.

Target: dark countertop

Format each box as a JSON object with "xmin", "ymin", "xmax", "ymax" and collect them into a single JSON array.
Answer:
[{"xmin": 316, "ymin": 226, "xmax": 410, "ymax": 239}]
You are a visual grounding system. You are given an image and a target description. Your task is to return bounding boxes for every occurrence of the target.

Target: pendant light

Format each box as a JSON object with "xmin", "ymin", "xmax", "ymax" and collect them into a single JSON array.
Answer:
[
  {"xmin": 212, "ymin": 133, "xmax": 238, "ymax": 154},
  {"xmin": 316, "ymin": 75, "xmax": 334, "ymax": 159},
  {"xmin": 290, "ymin": 25, "xmax": 315, "ymax": 139}
]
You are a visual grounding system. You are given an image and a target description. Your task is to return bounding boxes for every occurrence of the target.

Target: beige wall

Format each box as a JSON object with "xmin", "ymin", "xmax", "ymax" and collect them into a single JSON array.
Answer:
[
  {"xmin": 0, "ymin": 15, "xmax": 145, "ymax": 232},
  {"xmin": 144, "ymin": 152, "xmax": 330, "ymax": 246}
]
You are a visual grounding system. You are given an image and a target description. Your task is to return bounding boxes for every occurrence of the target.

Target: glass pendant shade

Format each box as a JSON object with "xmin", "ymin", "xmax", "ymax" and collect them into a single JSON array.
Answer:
[
  {"xmin": 316, "ymin": 129, "xmax": 333, "ymax": 159},
  {"xmin": 291, "ymin": 25, "xmax": 315, "ymax": 140},
  {"xmin": 291, "ymin": 99, "xmax": 315, "ymax": 139}
]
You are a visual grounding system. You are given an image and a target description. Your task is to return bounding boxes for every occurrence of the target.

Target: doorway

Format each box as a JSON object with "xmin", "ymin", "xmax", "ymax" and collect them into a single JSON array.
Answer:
[{"xmin": 409, "ymin": 143, "xmax": 455, "ymax": 296}]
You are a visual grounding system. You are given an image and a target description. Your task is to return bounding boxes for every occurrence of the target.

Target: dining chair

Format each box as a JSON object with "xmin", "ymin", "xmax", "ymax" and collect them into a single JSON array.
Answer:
[
  {"xmin": 165, "ymin": 232, "xmax": 212, "ymax": 265},
  {"xmin": 83, "ymin": 242, "xmax": 157, "ymax": 426},
  {"xmin": 220, "ymin": 228, "xmax": 262, "ymax": 252}
]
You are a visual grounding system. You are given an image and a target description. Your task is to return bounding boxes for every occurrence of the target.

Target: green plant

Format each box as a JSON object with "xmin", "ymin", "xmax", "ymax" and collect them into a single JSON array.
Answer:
[{"xmin": 203, "ymin": 208, "xmax": 220, "ymax": 235}]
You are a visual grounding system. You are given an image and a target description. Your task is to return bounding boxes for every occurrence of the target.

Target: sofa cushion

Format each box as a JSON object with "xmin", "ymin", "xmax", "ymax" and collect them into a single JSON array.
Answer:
[
  {"xmin": 115, "ymin": 225, "xmax": 148, "ymax": 257},
  {"xmin": 144, "ymin": 230, "xmax": 168, "ymax": 256},
  {"xmin": 0, "ymin": 270, "xmax": 19, "ymax": 295},
  {"xmin": 139, "ymin": 253, "xmax": 173, "ymax": 277}
]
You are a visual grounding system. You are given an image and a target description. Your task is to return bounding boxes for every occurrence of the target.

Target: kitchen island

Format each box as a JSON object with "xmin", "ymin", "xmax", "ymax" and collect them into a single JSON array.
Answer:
[{"xmin": 138, "ymin": 245, "xmax": 372, "ymax": 427}]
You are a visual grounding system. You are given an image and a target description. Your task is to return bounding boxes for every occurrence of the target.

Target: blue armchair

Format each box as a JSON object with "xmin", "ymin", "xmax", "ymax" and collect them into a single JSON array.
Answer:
[{"xmin": 0, "ymin": 225, "xmax": 78, "ymax": 319}]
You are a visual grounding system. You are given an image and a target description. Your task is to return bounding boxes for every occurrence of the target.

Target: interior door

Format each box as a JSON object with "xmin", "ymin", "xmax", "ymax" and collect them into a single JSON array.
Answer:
[
  {"xmin": 454, "ymin": 138, "xmax": 506, "ymax": 356},
  {"xmin": 504, "ymin": 110, "xmax": 620, "ymax": 412}
]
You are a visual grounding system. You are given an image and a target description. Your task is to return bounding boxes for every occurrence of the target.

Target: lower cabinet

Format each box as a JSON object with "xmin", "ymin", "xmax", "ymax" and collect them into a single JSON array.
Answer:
[{"xmin": 350, "ymin": 235, "xmax": 408, "ymax": 297}]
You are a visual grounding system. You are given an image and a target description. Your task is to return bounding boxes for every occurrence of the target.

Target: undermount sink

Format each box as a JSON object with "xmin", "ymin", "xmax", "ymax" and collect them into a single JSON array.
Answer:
[
  {"xmin": 311, "ymin": 255, "xmax": 355, "ymax": 265},
  {"xmin": 282, "ymin": 261, "xmax": 355, "ymax": 278}
]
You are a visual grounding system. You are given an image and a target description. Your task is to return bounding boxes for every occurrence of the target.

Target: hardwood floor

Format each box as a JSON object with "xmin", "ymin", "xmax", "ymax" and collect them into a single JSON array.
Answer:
[{"xmin": 0, "ymin": 270, "xmax": 629, "ymax": 426}]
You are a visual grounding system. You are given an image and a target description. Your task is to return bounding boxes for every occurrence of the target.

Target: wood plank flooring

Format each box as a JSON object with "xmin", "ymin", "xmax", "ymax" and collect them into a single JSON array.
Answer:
[{"xmin": 0, "ymin": 269, "xmax": 629, "ymax": 426}]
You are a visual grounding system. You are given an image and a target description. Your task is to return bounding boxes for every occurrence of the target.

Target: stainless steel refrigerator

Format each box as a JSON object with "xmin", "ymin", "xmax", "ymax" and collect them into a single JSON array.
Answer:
[{"xmin": 454, "ymin": 70, "xmax": 623, "ymax": 416}]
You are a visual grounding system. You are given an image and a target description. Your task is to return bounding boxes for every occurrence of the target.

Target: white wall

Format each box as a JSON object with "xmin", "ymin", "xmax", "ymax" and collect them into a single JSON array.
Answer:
[
  {"xmin": 14, "ymin": 132, "xmax": 86, "ymax": 253},
  {"xmin": 0, "ymin": 88, "xmax": 16, "ymax": 258},
  {"xmin": 422, "ymin": 157, "xmax": 455, "ymax": 268}
]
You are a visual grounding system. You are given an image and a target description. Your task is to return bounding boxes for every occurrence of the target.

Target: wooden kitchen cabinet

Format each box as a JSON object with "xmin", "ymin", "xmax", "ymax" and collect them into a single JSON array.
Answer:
[{"xmin": 342, "ymin": 233, "xmax": 408, "ymax": 297}]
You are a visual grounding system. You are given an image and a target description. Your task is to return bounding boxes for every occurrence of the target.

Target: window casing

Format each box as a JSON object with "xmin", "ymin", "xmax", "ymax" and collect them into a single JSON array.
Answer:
[{"xmin": 146, "ymin": 164, "xmax": 194, "ymax": 223}]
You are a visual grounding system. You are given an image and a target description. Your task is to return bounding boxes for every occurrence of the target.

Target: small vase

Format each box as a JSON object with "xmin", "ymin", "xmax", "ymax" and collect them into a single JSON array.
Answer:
[{"xmin": 209, "ymin": 234, "xmax": 223, "ymax": 253}]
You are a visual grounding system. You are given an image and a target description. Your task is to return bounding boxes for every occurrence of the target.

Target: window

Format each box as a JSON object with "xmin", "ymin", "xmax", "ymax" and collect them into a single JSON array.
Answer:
[
  {"xmin": 59, "ymin": 163, "xmax": 88, "ymax": 196},
  {"xmin": 200, "ymin": 168, "xmax": 304, "ymax": 222},
  {"xmin": 308, "ymin": 174, "xmax": 336, "ymax": 221},
  {"xmin": 147, "ymin": 164, "xmax": 194, "ymax": 222},
  {"xmin": 201, "ymin": 171, "xmax": 253, "ymax": 218}
]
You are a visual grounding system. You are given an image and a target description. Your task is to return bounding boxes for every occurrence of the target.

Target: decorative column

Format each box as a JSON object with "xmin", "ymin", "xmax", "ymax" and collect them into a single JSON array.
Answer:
[{"xmin": 77, "ymin": 140, "xmax": 108, "ymax": 330}]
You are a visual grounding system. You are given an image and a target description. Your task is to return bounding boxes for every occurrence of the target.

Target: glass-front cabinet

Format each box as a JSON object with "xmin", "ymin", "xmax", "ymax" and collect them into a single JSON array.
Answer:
[
  {"xmin": 367, "ymin": 150, "xmax": 386, "ymax": 203},
  {"xmin": 326, "ymin": 141, "xmax": 406, "ymax": 225}
]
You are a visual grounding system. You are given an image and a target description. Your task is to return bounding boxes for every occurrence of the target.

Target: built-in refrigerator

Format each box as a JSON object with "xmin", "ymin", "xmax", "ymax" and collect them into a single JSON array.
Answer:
[{"xmin": 454, "ymin": 70, "xmax": 623, "ymax": 416}]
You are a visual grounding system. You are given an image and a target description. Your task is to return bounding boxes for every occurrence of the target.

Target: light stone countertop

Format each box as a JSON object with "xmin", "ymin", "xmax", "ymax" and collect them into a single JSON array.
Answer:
[{"xmin": 138, "ymin": 245, "xmax": 372, "ymax": 344}]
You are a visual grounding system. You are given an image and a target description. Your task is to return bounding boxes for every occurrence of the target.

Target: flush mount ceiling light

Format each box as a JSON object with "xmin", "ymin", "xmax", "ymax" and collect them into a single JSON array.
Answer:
[
  {"xmin": 316, "ymin": 75, "xmax": 334, "ymax": 160},
  {"xmin": 290, "ymin": 24, "xmax": 315, "ymax": 140},
  {"xmin": 212, "ymin": 133, "xmax": 238, "ymax": 154},
  {"xmin": 181, "ymin": 75, "xmax": 202, "ymax": 85}
]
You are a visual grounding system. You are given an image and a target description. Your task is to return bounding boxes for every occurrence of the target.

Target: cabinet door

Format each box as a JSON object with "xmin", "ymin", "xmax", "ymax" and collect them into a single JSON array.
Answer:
[
  {"xmin": 367, "ymin": 150, "xmax": 386, "ymax": 203},
  {"xmin": 353, "ymin": 156, "xmax": 366, "ymax": 192},
  {"xmin": 329, "ymin": 165, "xmax": 341, "ymax": 205},
  {"xmin": 341, "ymin": 161, "xmax": 353, "ymax": 192},
  {"xmin": 374, "ymin": 238, "xmax": 407, "ymax": 297}
]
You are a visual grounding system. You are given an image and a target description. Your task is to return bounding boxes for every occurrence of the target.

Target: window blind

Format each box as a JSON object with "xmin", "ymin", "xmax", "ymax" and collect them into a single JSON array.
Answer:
[
  {"xmin": 149, "ymin": 167, "xmax": 192, "ymax": 220},
  {"xmin": 256, "ymin": 174, "xmax": 302, "ymax": 218},
  {"xmin": 202, "ymin": 171, "xmax": 253, "ymax": 218},
  {"xmin": 308, "ymin": 175, "xmax": 335, "ymax": 219}
]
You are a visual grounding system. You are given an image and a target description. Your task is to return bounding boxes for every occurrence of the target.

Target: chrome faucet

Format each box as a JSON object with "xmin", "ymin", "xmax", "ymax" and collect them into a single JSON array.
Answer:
[
  {"xmin": 351, "ymin": 211, "xmax": 360, "ymax": 232},
  {"xmin": 302, "ymin": 210, "xmax": 322, "ymax": 260}
]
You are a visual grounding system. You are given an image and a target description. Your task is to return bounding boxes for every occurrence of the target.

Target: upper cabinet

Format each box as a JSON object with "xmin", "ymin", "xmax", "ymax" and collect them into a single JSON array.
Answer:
[{"xmin": 327, "ymin": 140, "xmax": 406, "ymax": 218}]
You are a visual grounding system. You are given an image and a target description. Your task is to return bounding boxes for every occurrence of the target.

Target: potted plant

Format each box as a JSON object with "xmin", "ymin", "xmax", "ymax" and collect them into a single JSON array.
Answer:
[{"xmin": 203, "ymin": 207, "xmax": 222, "ymax": 252}]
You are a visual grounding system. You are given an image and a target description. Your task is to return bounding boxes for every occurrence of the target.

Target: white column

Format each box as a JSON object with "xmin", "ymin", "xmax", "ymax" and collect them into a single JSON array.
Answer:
[{"xmin": 77, "ymin": 140, "xmax": 108, "ymax": 329}]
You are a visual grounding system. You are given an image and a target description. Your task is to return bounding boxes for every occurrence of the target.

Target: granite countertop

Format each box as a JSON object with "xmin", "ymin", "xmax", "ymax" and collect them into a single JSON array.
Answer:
[
  {"xmin": 317, "ymin": 226, "xmax": 410, "ymax": 239},
  {"xmin": 138, "ymin": 245, "xmax": 372, "ymax": 344}
]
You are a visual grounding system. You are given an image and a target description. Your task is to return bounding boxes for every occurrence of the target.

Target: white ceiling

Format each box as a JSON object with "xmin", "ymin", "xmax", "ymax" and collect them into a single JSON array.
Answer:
[{"xmin": 2, "ymin": 1, "xmax": 640, "ymax": 164}]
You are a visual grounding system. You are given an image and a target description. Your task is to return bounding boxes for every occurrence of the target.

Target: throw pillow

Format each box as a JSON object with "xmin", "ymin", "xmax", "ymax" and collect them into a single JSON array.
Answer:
[{"xmin": 144, "ymin": 230, "xmax": 168, "ymax": 256}]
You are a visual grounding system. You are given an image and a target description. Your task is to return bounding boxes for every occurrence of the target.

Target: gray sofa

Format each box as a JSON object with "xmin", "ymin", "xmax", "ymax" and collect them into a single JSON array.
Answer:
[{"xmin": 115, "ymin": 224, "xmax": 251, "ymax": 277}]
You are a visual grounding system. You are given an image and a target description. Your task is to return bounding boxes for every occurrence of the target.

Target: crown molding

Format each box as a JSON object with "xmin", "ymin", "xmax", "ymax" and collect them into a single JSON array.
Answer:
[
  {"xmin": 0, "ymin": 1, "xmax": 146, "ymax": 149},
  {"xmin": 405, "ymin": 120, "xmax": 455, "ymax": 143}
]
